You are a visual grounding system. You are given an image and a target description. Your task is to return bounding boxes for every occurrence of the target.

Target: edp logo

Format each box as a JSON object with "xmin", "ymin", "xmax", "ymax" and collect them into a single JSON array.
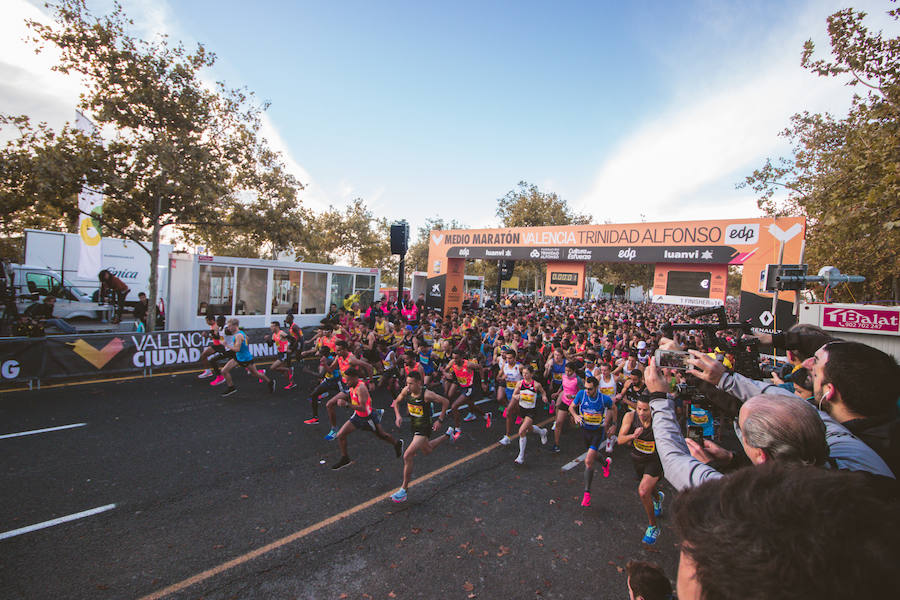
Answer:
[
  {"xmin": 725, "ymin": 224, "xmax": 759, "ymax": 245},
  {"xmin": 618, "ymin": 248, "xmax": 637, "ymax": 261}
]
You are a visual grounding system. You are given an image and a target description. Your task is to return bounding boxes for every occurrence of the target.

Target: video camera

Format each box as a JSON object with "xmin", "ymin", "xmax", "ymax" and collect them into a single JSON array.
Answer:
[{"xmin": 661, "ymin": 305, "xmax": 763, "ymax": 381}]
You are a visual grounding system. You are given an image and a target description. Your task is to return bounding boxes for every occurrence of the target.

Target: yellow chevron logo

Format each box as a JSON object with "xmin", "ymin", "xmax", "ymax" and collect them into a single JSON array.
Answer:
[{"xmin": 68, "ymin": 337, "xmax": 125, "ymax": 369}]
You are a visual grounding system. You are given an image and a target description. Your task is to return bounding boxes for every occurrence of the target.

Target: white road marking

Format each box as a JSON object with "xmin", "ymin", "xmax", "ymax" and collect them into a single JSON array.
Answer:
[
  {"xmin": 562, "ymin": 451, "xmax": 589, "ymax": 471},
  {"xmin": 0, "ymin": 423, "xmax": 87, "ymax": 440},
  {"xmin": 0, "ymin": 504, "xmax": 116, "ymax": 541}
]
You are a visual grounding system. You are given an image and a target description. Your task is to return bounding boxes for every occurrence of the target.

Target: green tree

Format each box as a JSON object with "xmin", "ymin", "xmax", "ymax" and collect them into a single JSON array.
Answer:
[
  {"xmin": 0, "ymin": 0, "xmax": 300, "ymax": 330},
  {"xmin": 741, "ymin": 4, "xmax": 900, "ymax": 302},
  {"xmin": 496, "ymin": 181, "xmax": 592, "ymax": 292}
]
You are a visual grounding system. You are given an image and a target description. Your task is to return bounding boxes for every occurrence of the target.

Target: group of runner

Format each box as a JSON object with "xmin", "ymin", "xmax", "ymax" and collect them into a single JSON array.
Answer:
[{"xmin": 194, "ymin": 296, "xmax": 728, "ymax": 545}]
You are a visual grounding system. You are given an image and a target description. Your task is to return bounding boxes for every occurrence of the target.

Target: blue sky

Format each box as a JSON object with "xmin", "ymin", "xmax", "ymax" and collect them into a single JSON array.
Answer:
[{"xmin": 3, "ymin": 0, "xmax": 897, "ymax": 238}]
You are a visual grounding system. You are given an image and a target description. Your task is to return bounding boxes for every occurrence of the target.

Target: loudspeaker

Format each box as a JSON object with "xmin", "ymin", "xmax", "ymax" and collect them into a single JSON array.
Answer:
[
  {"xmin": 499, "ymin": 260, "xmax": 515, "ymax": 279},
  {"xmin": 390, "ymin": 222, "xmax": 409, "ymax": 255}
]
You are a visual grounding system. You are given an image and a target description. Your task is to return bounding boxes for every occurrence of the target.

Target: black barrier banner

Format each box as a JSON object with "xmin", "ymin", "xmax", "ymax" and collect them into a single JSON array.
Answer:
[
  {"xmin": 0, "ymin": 337, "xmax": 45, "ymax": 382},
  {"xmin": 6, "ymin": 328, "xmax": 275, "ymax": 381},
  {"xmin": 447, "ymin": 245, "xmax": 739, "ymax": 264}
]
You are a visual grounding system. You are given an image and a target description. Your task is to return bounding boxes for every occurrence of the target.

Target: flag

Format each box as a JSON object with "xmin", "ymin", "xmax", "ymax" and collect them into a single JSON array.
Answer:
[{"xmin": 75, "ymin": 111, "xmax": 103, "ymax": 279}]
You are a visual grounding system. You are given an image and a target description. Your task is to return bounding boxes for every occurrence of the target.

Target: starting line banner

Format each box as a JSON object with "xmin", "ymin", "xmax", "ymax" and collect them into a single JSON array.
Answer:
[{"xmin": 0, "ymin": 328, "xmax": 274, "ymax": 384}]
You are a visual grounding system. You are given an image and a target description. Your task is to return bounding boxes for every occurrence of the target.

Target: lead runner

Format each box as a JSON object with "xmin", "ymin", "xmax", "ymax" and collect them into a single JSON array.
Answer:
[{"xmin": 389, "ymin": 371, "xmax": 453, "ymax": 503}]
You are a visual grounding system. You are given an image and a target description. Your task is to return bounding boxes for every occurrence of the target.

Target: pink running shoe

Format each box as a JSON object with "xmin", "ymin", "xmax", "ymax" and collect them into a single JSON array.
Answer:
[
  {"xmin": 209, "ymin": 375, "xmax": 225, "ymax": 386},
  {"xmin": 257, "ymin": 368, "xmax": 266, "ymax": 383},
  {"xmin": 485, "ymin": 412, "xmax": 492, "ymax": 429},
  {"xmin": 581, "ymin": 492, "xmax": 591, "ymax": 507},
  {"xmin": 515, "ymin": 417, "xmax": 523, "ymax": 425},
  {"xmin": 602, "ymin": 457, "xmax": 612, "ymax": 478}
]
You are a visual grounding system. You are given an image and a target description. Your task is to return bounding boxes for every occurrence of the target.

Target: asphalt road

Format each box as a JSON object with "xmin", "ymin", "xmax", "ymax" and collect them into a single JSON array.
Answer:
[{"xmin": 0, "ymin": 367, "xmax": 681, "ymax": 599}]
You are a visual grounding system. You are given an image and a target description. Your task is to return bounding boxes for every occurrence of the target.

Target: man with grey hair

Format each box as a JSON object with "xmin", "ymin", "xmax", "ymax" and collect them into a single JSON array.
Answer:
[
  {"xmin": 686, "ymin": 394, "xmax": 829, "ymax": 472},
  {"xmin": 643, "ymin": 352, "xmax": 893, "ymax": 491}
]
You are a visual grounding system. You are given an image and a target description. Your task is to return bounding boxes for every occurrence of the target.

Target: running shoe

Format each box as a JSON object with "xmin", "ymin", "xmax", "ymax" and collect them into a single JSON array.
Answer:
[
  {"xmin": 515, "ymin": 417, "xmax": 523, "ymax": 425},
  {"xmin": 602, "ymin": 456, "xmax": 612, "ymax": 478},
  {"xmin": 210, "ymin": 375, "xmax": 225, "ymax": 386},
  {"xmin": 445, "ymin": 427, "xmax": 455, "ymax": 440},
  {"xmin": 452, "ymin": 428, "xmax": 462, "ymax": 441},
  {"xmin": 303, "ymin": 417, "xmax": 319, "ymax": 425},
  {"xmin": 502, "ymin": 407, "xmax": 509, "ymax": 419},
  {"xmin": 605, "ymin": 435, "xmax": 615, "ymax": 453},
  {"xmin": 463, "ymin": 412, "xmax": 477, "ymax": 422},
  {"xmin": 484, "ymin": 412, "xmax": 492, "ymax": 429},
  {"xmin": 284, "ymin": 381, "xmax": 297, "ymax": 390},
  {"xmin": 258, "ymin": 368, "xmax": 267, "ymax": 383},
  {"xmin": 550, "ymin": 444, "xmax": 560, "ymax": 453},
  {"xmin": 390, "ymin": 488, "xmax": 408, "ymax": 503},
  {"xmin": 642, "ymin": 525, "xmax": 660, "ymax": 545},
  {"xmin": 377, "ymin": 408, "xmax": 385, "ymax": 421},
  {"xmin": 653, "ymin": 491, "xmax": 665, "ymax": 517},
  {"xmin": 395, "ymin": 438, "xmax": 405, "ymax": 458},
  {"xmin": 267, "ymin": 377, "xmax": 275, "ymax": 393},
  {"xmin": 498, "ymin": 435, "xmax": 511, "ymax": 446},
  {"xmin": 331, "ymin": 455, "xmax": 352, "ymax": 470},
  {"xmin": 581, "ymin": 492, "xmax": 591, "ymax": 507},
  {"xmin": 551, "ymin": 422, "xmax": 556, "ymax": 431},
  {"xmin": 198, "ymin": 369, "xmax": 213, "ymax": 379},
  {"xmin": 548, "ymin": 403, "xmax": 555, "ymax": 413},
  {"xmin": 514, "ymin": 455, "xmax": 524, "ymax": 465},
  {"xmin": 324, "ymin": 427, "xmax": 338, "ymax": 441},
  {"xmin": 221, "ymin": 386, "xmax": 237, "ymax": 398},
  {"xmin": 539, "ymin": 428, "xmax": 548, "ymax": 445}
]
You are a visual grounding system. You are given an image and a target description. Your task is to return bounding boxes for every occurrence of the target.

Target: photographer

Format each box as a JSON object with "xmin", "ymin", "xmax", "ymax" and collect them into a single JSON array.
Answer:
[
  {"xmin": 755, "ymin": 324, "xmax": 832, "ymax": 391},
  {"xmin": 802, "ymin": 340, "xmax": 900, "ymax": 477},
  {"xmin": 98, "ymin": 269, "xmax": 129, "ymax": 324},
  {"xmin": 22, "ymin": 296, "xmax": 76, "ymax": 335},
  {"xmin": 672, "ymin": 462, "xmax": 899, "ymax": 600},
  {"xmin": 644, "ymin": 351, "xmax": 894, "ymax": 491}
]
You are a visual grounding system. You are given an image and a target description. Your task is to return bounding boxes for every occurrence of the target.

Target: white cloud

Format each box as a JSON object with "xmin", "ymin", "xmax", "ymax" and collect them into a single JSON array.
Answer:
[
  {"xmin": 578, "ymin": 0, "xmax": 897, "ymax": 223},
  {"xmin": 0, "ymin": 0, "xmax": 82, "ymax": 138},
  {"xmin": 257, "ymin": 113, "xmax": 330, "ymax": 211},
  {"xmin": 1, "ymin": 0, "xmax": 327, "ymax": 212}
]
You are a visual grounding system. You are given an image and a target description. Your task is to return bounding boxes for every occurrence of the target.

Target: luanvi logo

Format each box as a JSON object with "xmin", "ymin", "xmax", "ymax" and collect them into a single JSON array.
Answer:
[{"xmin": 68, "ymin": 337, "xmax": 125, "ymax": 369}]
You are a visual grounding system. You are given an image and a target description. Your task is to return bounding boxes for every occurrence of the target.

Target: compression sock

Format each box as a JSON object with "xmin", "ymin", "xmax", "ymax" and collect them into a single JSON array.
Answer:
[{"xmin": 584, "ymin": 467, "xmax": 595, "ymax": 492}]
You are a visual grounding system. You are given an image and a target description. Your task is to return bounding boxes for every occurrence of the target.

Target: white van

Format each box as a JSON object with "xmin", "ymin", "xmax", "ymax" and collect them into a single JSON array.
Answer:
[{"xmin": 7, "ymin": 264, "xmax": 105, "ymax": 320}]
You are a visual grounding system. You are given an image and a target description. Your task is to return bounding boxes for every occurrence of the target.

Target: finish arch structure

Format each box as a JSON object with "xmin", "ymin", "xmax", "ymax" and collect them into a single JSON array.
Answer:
[{"xmin": 425, "ymin": 217, "xmax": 805, "ymax": 330}]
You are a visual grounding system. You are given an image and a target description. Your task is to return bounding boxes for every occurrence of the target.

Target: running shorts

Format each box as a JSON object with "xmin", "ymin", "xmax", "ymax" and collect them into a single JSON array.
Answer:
[
  {"xmin": 631, "ymin": 455, "xmax": 663, "ymax": 479},
  {"xmin": 581, "ymin": 428, "xmax": 606, "ymax": 452},
  {"xmin": 350, "ymin": 410, "xmax": 381, "ymax": 432}
]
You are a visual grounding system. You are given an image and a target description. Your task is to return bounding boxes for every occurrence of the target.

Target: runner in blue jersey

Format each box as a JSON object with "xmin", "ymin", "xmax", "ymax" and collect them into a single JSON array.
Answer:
[
  {"xmin": 569, "ymin": 376, "xmax": 617, "ymax": 507},
  {"xmin": 219, "ymin": 318, "xmax": 274, "ymax": 397}
]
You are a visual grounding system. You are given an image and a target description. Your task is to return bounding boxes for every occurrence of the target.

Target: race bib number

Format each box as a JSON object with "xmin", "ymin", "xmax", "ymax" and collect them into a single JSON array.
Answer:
[
  {"xmin": 519, "ymin": 390, "xmax": 537, "ymax": 409},
  {"xmin": 552, "ymin": 372, "xmax": 563, "ymax": 381},
  {"xmin": 633, "ymin": 438, "xmax": 656, "ymax": 454},
  {"xmin": 582, "ymin": 412, "xmax": 604, "ymax": 426},
  {"xmin": 690, "ymin": 411, "xmax": 709, "ymax": 425},
  {"xmin": 506, "ymin": 380, "xmax": 517, "ymax": 389},
  {"xmin": 408, "ymin": 404, "xmax": 424, "ymax": 417}
]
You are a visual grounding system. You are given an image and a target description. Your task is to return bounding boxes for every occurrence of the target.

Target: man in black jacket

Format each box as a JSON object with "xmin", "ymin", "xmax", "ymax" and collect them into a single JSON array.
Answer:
[{"xmin": 803, "ymin": 340, "xmax": 900, "ymax": 477}]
